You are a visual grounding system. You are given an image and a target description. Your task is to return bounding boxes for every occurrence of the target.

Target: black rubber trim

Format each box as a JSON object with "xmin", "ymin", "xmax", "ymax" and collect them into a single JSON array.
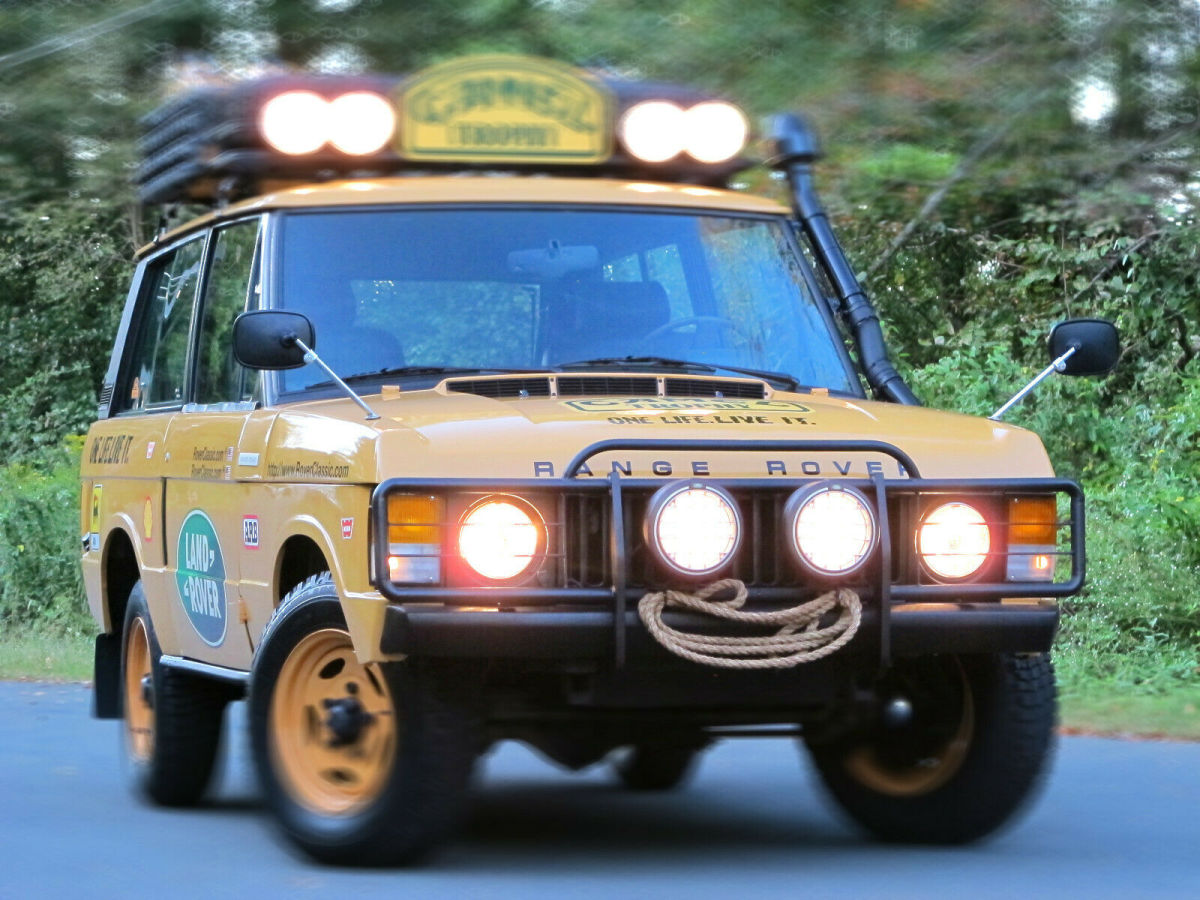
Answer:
[
  {"xmin": 92, "ymin": 633, "xmax": 123, "ymax": 719},
  {"xmin": 378, "ymin": 602, "xmax": 1059, "ymax": 660}
]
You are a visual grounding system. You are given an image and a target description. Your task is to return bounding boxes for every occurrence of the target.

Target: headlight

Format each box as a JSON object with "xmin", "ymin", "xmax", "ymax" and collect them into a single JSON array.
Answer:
[
  {"xmin": 917, "ymin": 501, "xmax": 991, "ymax": 580},
  {"xmin": 260, "ymin": 90, "xmax": 395, "ymax": 156},
  {"xmin": 645, "ymin": 482, "xmax": 741, "ymax": 578},
  {"xmin": 683, "ymin": 102, "xmax": 749, "ymax": 163},
  {"xmin": 620, "ymin": 100, "xmax": 750, "ymax": 164},
  {"xmin": 785, "ymin": 483, "xmax": 877, "ymax": 577},
  {"xmin": 619, "ymin": 101, "xmax": 686, "ymax": 163},
  {"xmin": 260, "ymin": 91, "xmax": 330, "ymax": 155},
  {"xmin": 457, "ymin": 497, "xmax": 544, "ymax": 582},
  {"xmin": 328, "ymin": 91, "xmax": 396, "ymax": 155}
]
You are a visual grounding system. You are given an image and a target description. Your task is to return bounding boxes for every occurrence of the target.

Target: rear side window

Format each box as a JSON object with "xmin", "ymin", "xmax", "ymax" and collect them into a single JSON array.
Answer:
[{"xmin": 120, "ymin": 237, "xmax": 205, "ymax": 411}]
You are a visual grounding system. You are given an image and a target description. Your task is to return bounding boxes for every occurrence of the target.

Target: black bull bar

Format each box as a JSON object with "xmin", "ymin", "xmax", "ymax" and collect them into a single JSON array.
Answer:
[{"xmin": 370, "ymin": 439, "xmax": 1083, "ymax": 667}]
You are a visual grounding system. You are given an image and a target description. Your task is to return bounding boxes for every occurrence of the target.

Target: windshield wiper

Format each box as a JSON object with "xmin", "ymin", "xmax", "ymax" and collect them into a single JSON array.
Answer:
[
  {"xmin": 307, "ymin": 365, "xmax": 552, "ymax": 388},
  {"xmin": 556, "ymin": 356, "xmax": 804, "ymax": 391}
]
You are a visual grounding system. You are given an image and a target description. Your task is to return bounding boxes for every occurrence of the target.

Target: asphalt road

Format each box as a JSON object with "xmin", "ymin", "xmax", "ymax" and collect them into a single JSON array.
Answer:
[{"xmin": 2, "ymin": 681, "xmax": 1197, "ymax": 899}]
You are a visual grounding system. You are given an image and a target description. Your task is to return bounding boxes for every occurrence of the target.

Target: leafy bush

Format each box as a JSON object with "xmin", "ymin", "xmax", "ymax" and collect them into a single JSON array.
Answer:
[
  {"xmin": 914, "ymin": 344, "xmax": 1200, "ymax": 695},
  {"xmin": 0, "ymin": 440, "xmax": 90, "ymax": 634}
]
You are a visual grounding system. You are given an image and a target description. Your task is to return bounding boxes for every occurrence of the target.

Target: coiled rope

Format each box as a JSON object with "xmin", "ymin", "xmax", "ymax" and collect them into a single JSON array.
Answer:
[{"xmin": 637, "ymin": 579, "xmax": 862, "ymax": 669}]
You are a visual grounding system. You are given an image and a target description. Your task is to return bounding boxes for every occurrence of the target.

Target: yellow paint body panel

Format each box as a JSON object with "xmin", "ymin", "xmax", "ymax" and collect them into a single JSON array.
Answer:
[
  {"xmin": 82, "ymin": 377, "xmax": 1052, "ymax": 668},
  {"xmin": 90, "ymin": 172, "xmax": 1054, "ymax": 671},
  {"xmin": 142, "ymin": 176, "xmax": 787, "ymax": 258}
]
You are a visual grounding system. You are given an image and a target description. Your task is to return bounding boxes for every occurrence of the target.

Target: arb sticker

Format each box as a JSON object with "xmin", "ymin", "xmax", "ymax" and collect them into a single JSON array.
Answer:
[
  {"xmin": 176, "ymin": 510, "xmax": 228, "ymax": 647},
  {"xmin": 243, "ymin": 515, "xmax": 260, "ymax": 550}
]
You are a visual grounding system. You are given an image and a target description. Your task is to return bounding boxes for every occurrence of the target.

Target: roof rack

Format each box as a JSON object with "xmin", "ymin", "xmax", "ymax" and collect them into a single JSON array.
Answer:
[{"xmin": 137, "ymin": 55, "xmax": 755, "ymax": 205}]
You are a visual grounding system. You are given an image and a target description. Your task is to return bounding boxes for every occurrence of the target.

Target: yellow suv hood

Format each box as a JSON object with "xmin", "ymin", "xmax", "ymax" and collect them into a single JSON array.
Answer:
[{"xmin": 267, "ymin": 382, "xmax": 1053, "ymax": 483}]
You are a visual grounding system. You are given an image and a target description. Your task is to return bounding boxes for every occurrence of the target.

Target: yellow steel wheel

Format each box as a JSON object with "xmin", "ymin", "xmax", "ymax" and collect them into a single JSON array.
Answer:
[
  {"xmin": 123, "ymin": 614, "xmax": 155, "ymax": 763},
  {"xmin": 120, "ymin": 582, "xmax": 227, "ymax": 807},
  {"xmin": 251, "ymin": 576, "xmax": 478, "ymax": 865},
  {"xmin": 269, "ymin": 627, "xmax": 397, "ymax": 816},
  {"xmin": 806, "ymin": 654, "xmax": 1057, "ymax": 844},
  {"xmin": 842, "ymin": 663, "xmax": 974, "ymax": 797}
]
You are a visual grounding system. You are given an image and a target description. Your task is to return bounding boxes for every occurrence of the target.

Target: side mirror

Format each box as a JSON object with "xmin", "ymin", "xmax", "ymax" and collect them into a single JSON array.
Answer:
[
  {"xmin": 991, "ymin": 317, "xmax": 1120, "ymax": 420},
  {"xmin": 1048, "ymin": 318, "xmax": 1119, "ymax": 376},
  {"xmin": 233, "ymin": 310, "xmax": 315, "ymax": 370}
]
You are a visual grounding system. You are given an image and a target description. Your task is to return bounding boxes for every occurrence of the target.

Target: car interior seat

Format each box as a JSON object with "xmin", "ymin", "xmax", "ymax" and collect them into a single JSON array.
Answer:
[
  {"xmin": 545, "ymin": 280, "xmax": 671, "ymax": 364},
  {"xmin": 298, "ymin": 284, "xmax": 405, "ymax": 378}
]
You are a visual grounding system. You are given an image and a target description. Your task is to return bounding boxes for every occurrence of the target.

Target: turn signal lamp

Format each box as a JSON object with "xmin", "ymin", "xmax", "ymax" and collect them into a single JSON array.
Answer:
[
  {"xmin": 917, "ymin": 502, "xmax": 991, "ymax": 580},
  {"xmin": 785, "ymin": 484, "xmax": 877, "ymax": 577},
  {"xmin": 457, "ymin": 497, "xmax": 544, "ymax": 582},
  {"xmin": 646, "ymin": 482, "xmax": 742, "ymax": 578},
  {"xmin": 386, "ymin": 493, "xmax": 443, "ymax": 584},
  {"xmin": 1006, "ymin": 496, "xmax": 1057, "ymax": 582},
  {"xmin": 620, "ymin": 100, "xmax": 749, "ymax": 164},
  {"xmin": 260, "ymin": 90, "xmax": 396, "ymax": 156}
]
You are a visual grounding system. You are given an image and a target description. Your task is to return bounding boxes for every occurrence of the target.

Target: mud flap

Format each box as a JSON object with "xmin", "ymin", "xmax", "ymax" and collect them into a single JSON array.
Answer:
[{"xmin": 92, "ymin": 632, "xmax": 122, "ymax": 719}]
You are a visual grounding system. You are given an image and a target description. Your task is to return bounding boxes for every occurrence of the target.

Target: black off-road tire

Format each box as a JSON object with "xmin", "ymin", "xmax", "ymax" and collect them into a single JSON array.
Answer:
[
  {"xmin": 612, "ymin": 742, "xmax": 703, "ymax": 791},
  {"xmin": 121, "ymin": 582, "xmax": 228, "ymax": 806},
  {"xmin": 806, "ymin": 653, "xmax": 1056, "ymax": 844},
  {"xmin": 248, "ymin": 573, "xmax": 478, "ymax": 866}
]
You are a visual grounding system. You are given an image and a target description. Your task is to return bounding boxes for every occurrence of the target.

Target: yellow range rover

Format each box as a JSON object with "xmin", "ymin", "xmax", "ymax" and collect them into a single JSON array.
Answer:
[{"xmin": 82, "ymin": 56, "xmax": 1117, "ymax": 864}]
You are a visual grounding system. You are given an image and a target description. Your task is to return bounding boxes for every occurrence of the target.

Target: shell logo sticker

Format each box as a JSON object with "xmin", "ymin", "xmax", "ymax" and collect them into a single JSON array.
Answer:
[{"xmin": 175, "ymin": 510, "xmax": 227, "ymax": 647}]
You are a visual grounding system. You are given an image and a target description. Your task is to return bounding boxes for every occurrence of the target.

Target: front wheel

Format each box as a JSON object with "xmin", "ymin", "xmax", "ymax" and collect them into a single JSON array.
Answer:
[
  {"xmin": 805, "ymin": 653, "xmax": 1056, "ymax": 844},
  {"xmin": 249, "ymin": 574, "xmax": 477, "ymax": 866}
]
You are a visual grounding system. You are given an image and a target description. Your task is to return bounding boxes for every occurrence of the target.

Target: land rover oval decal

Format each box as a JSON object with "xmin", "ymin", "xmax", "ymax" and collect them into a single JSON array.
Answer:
[{"xmin": 175, "ymin": 510, "xmax": 228, "ymax": 646}]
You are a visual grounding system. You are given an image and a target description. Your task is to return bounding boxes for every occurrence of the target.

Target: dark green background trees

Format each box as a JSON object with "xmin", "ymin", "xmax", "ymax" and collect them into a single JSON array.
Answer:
[{"xmin": 1, "ymin": 0, "xmax": 1196, "ymax": 693}]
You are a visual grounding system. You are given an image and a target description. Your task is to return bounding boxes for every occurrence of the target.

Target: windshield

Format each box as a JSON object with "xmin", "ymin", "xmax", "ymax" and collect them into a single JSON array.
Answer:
[{"xmin": 275, "ymin": 207, "xmax": 859, "ymax": 395}]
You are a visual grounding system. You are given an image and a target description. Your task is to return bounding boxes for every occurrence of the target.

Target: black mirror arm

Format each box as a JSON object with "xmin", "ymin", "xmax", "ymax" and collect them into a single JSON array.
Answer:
[
  {"xmin": 292, "ymin": 335, "xmax": 380, "ymax": 421},
  {"xmin": 989, "ymin": 345, "xmax": 1078, "ymax": 421}
]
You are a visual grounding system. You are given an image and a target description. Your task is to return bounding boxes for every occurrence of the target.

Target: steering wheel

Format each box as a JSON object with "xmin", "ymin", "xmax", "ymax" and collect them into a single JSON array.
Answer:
[{"xmin": 639, "ymin": 315, "xmax": 743, "ymax": 344}]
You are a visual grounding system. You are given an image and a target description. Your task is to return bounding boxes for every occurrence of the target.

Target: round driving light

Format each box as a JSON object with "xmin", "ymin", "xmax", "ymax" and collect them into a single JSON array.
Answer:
[
  {"xmin": 646, "ymin": 482, "xmax": 741, "ymax": 577},
  {"xmin": 329, "ymin": 92, "xmax": 396, "ymax": 155},
  {"xmin": 457, "ymin": 497, "xmax": 544, "ymax": 582},
  {"xmin": 619, "ymin": 101, "xmax": 686, "ymax": 163},
  {"xmin": 259, "ymin": 91, "xmax": 330, "ymax": 155},
  {"xmin": 684, "ymin": 102, "xmax": 749, "ymax": 163},
  {"xmin": 918, "ymin": 502, "xmax": 991, "ymax": 579},
  {"xmin": 785, "ymin": 483, "xmax": 877, "ymax": 577}
]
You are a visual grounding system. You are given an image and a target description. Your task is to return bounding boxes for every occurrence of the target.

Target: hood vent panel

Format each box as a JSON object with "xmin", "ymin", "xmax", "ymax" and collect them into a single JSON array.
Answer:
[{"xmin": 445, "ymin": 374, "xmax": 767, "ymax": 401}]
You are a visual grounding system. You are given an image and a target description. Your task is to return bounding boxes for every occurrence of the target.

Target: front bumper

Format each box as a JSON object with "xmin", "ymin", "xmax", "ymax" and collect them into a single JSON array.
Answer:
[
  {"xmin": 380, "ymin": 599, "xmax": 1059, "ymax": 660},
  {"xmin": 371, "ymin": 438, "xmax": 1081, "ymax": 668}
]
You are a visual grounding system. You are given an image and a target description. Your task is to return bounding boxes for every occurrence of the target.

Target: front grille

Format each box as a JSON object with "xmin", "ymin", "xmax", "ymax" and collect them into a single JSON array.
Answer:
[
  {"xmin": 562, "ymin": 486, "xmax": 799, "ymax": 592},
  {"xmin": 373, "ymin": 462, "xmax": 1083, "ymax": 606},
  {"xmin": 557, "ymin": 376, "xmax": 657, "ymax": 396},
  {"xmin": 664, "ymin": 378, "xmax": 765, "ymax": 399},
  {"xmin": 447, "ymin": 377, "xmax": 552, "ymax": 399}
]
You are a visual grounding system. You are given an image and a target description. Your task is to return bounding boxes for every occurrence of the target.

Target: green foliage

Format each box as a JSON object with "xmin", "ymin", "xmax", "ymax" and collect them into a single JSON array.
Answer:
[
  {"xmin": 0, "ymin": 441, "xmax": 90, "ymax": 634},
  {"xmin": 915, "ymin": 345, "xmax": 1200, "ymax": 695},
  {"xmin": 0, "ymin": 200, "xmax": 129, "ymax": 461},
  {"xmin": 0, "ymin": 0, "xmax": 1196, "ymax": 693}
]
